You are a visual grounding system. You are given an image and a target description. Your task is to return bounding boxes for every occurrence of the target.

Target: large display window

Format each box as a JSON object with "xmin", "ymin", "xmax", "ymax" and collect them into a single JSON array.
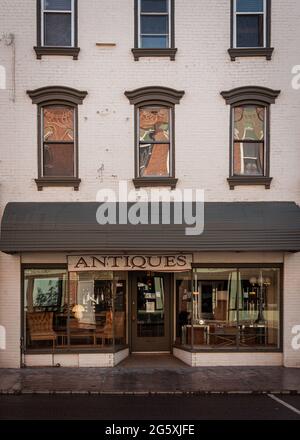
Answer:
[
  {"xmin": 176, "ymin": 266, "xmax": 281, "ymax": 351},
  {"xmin": 23, "ymin": 267, "xmax": 127, "ymax": 352}
]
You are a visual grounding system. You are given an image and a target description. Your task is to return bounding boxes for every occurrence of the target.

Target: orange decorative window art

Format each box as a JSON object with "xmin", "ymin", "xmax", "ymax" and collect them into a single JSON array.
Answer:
[
  {"xmin": 44, "ymin": 106, "xmax": 74, "ymax": 141},
  {"xmin": 42, "ymin": 105, "xmax": 75, "ymax": 177},
  {"xmin": 139, "ymin": 106, "xmax": 170, "ymax": 177}
]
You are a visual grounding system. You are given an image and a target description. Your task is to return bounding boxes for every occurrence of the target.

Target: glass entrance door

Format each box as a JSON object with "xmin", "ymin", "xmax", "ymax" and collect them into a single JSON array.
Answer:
[{"xmin": 131, "ymin": 272, "xmax": 170, "ymax": 352}]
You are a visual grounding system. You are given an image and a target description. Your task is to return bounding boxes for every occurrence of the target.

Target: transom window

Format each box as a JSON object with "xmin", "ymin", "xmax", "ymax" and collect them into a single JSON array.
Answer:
[
  {"xmin": 233, "ymin": 105, "xmax": 265, "ymax": 176},
  {"xmin": 139, "ymin": 0, "xmax": 171, "ymax": 48},
  {"xmin": 233, "ymin": 0, "xmax": 266, "ymax": 48},
  {"xmin": 138, "ymin": 106, "xmax": 171, "ymax": 177},
  {"xmin": 41, "ymin": 0, "xmax": 75, "ymax": 47}
]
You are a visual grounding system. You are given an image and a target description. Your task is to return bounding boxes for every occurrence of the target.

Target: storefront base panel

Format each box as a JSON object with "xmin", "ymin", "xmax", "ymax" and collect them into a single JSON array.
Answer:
[
  {"xmin": 173, "ymin": 348, "xmax": 283, "ymax": 367},
  {"xmin": 24, "ymin": 349, "xmax": 129, "ymax": 368}
]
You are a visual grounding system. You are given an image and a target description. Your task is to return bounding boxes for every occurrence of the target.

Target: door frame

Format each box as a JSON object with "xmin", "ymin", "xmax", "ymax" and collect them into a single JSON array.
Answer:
[{"xmin": 128, "ymin": 271, "xmax": 174, "ymax": 353}]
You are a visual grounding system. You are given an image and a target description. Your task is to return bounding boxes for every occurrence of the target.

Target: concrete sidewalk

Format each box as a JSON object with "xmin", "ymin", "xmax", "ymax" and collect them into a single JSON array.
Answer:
[{"xmin": 1, "ymin": 358, "xmax": 300, "ymax": 395}]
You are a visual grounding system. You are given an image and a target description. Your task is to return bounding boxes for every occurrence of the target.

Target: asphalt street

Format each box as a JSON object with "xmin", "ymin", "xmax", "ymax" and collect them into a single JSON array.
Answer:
[{"xmin": 0, "ymin": 394, "xmax": 300, "ymax": 420}]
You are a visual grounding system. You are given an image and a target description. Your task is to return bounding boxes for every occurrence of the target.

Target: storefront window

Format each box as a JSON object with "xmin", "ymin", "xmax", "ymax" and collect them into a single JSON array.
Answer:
[
  {"xmin": 175, "ymin": 272, "xmax": 192, "ymax": 348},
  {"xmin": 24, "ymin": 268, "xmax": 127, "ymax": 351},
  {"xmin": 176, "ymin": 267, "xmax": 280, "ymax": 350}
]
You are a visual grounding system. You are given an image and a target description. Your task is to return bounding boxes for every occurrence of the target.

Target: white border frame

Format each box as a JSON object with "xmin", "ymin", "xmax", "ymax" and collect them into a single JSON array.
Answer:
[
  {"xmin": 41, "ymin": 0, "xmax": 75, "ymax": 47},
  {"xmin": 233, "ymin": 0, "xmax": 267, "ymax": 48}
]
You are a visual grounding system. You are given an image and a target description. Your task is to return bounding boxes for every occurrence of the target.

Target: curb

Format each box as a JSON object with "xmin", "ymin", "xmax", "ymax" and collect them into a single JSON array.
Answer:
[{"xmin": 1, "ymin": 390, "xmax": 300, "ymax": 396}]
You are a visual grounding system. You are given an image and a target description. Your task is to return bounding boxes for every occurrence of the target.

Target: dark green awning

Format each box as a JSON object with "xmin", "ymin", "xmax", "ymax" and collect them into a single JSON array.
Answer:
[{"xmin": 1, "ymin": 202, "xmax": 300, "ymax": 253}]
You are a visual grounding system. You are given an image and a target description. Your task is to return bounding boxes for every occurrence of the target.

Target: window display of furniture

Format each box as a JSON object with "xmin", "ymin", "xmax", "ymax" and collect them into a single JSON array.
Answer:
[
  {"xmin": 27, "ymin": 311, "xmax": 57, "ymax": 349},
  {"xmin": 95, "ymin": 311, "xmax": 125, "ymax": 345}
]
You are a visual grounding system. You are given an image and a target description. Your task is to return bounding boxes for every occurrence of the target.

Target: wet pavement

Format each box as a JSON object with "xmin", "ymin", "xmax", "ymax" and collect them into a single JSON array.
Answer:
[{"xmin": 0, "ymin": 355, "xmax": 300, "ymax": 394}]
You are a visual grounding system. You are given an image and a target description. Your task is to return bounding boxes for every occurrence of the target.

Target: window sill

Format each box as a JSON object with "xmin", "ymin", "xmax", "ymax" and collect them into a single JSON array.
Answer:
[
  {"xmin": 133, "ymin": 177, "xmax": 178, "ymax": 189},
  {"xmin": 227, "ymin": 176, "xmax": 273, "ymax": 190},
  {"xmin": 35, "ymin": 177, "xmax": 81, "ymax": 191},
  {"xmin": 34, "ymin": 46, "xmax": 80, "ymax": 60},
  {"xmin": 131, "ymin": 48, "xmax": 177, "ymax": 61},
  {"xmin": 228, "ymin": 47, "xmax": 274, "ymax": 61}
]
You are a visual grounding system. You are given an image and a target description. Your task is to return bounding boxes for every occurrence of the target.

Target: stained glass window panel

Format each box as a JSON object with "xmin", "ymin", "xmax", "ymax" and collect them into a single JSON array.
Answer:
[
  {"xmin": 233, "ymin": 142, "xmax": 264, "ymax": 175},
  {"xmin": 139, "ymin": 107, "xmax": 169, "ymax": 142},
  {"xmin": 139, "ymin": 143, "xmax": 170, "ymax": 177},
  {"xmin": 44, "ymin": 106, "xmax": 74, "ymax": 142},
  {"xmin": 234, "ymin": 106, "xmax": 264, "ymax": 141}
]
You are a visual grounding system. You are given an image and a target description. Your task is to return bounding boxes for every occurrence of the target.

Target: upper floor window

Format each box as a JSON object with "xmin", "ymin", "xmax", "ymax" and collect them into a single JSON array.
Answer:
[
  {"xmin": 229, "ymin": 0, "xmax": 273, "ymax": 60},
  {"xmin": 27, "ymin": 86, "xmax": 88, "ymax": 190},
  {"xmin": 35, "ymin": 0, "xmax": 79, "ymax": 59},
  {"xmin": 221, "ymin": 86, "xmax": 280, "ymax": 189},
  {"xmin": 132, "ymin": 0, "xmax": 176, "ymax": 61},
  {"xmin": 125, "ymin": 86, "xmax": 184, "ymax": 188}
]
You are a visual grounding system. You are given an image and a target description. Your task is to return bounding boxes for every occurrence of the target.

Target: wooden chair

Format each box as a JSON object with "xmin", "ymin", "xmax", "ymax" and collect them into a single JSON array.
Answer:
[
  {"xmin": 27, "ymin": 312, "xmax": 57, "ymax": 349},
  {"xmin": 96, "ymin": 311, "xmax": 125, "ymax": 345}
]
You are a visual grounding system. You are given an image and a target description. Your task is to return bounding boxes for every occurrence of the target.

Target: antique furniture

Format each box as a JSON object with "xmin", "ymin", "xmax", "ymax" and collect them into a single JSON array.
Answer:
[
  {"xmin": 95, "ymin": 311, "xmax": 125, "ymax": 345},
  {"xmin": 27, "ymin": 311, "xmax": 57, "ymax": 349}
]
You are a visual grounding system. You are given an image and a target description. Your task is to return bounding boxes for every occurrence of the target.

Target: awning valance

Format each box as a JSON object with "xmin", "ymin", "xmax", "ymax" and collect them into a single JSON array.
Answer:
[{"xmin": 1, "ymin": 202, "xmax": 300, "ymax": 253}]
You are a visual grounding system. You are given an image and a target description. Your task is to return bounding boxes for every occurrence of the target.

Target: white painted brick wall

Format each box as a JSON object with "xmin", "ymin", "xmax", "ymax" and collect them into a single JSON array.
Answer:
[{"xmin": 1, "ymin": 1, "xmax": 300, "ymax": 367}]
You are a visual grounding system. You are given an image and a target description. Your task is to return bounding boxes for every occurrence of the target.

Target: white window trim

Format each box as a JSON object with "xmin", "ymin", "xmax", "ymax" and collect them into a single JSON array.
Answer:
[
  {"xmin": 138, "ymin": 0, "xmax": 171, "ymax": 49},
  {"xmin": 41, "ymin": 0, "xmax": 75, "ymax": 47},
  {"xmin": 233, "ymin": 0, "xmax": 267, "ymax": 48}
]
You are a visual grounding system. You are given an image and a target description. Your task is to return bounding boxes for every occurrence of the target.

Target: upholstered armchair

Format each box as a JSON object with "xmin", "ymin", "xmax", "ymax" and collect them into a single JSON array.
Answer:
[
  {"xmin": 27, "ymin": 311, "xmax": 57, "ymax": 349},
  {"xmin": 96, "ymin": 311, "xmax": 125, "ymax": 345}
]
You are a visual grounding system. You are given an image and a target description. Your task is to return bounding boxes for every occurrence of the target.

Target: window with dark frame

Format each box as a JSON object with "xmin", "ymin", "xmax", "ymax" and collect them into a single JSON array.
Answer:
[
  {"xmin": 27, "ymin": 86, "xmax": 88, "ymax": 191},
  {"xmin": 35, "ymin": 0, "xmax": 79, "ymax": 59},
  {"xmin": 221, "ymin": 86, "xmax": 280, "ymax": 189},
  {"xmin": 132, "ymin": 0, "xmax": 176, "ymax": 60},
  {"xmin": 232, "ymin": 105, "xmax": 265, "ymax": 177},
  {"xmin": 229, "ymin": 0, "xmax": 273, "ymax": 61},
  {"xmin": 125, "ymin": 86, "xmax": 184, "ymax": 188},
  {"xmin": 42, "ymin": 105, "xmax": 75, "ymax": 178},
  {"xmin": 138, "ymin": 106, "xmax": 171, "ymax": 178},
  {"xmin": 139, "ymin": 0, "xmax": 170, "ymax": 49},
  {"xmin": 234, "ymin": 0, "xmax": 266, "ymax": 48}
]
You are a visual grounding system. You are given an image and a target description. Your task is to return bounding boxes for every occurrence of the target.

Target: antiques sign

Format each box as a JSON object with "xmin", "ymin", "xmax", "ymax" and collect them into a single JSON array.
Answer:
[{"xmin": 68, "ymin": 255, "xmax": 192, "ymax": 272}]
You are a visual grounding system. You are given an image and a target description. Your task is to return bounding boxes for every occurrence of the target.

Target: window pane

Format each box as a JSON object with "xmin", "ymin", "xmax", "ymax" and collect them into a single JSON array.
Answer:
[
  {"xmin": 175, "ymin": 273, "xmax": 192, "ymax": 348},
  {"xmin": 137, "ymin": 276, "xmax": 165, "ymax": 337},
  {"xmin": 234, "ymin": 106, "xmax": 264, "ymax": 141},
  {"xmin": 44, "ymin": 0, "xmax": 72, "ymax": 11},
  {"xmin": 44, "ymin": 106, "xmax": 74, "ymax": 142},
  {"xmin": 24, "ymin": 269, "xmax": 68, "ymax": 350},
  {"xmin": 139, "ymin": 107, "xmax": 169, "ymax": 142},
  {"xmin": 141, "ymin": 0, "xmax": 168, "ymax": 13},
  {"xmin": 239, "ymin": 269, "xmax": 280, "ymax": 349},
  {"xmin": 237, "ymin": 15, "xmax": 264, "ymax": 47},
  {"xmin": 236, "ymin": 0, "xmax": 264, "ymax": 13},
  {"xmin": 44, "ymin": 13, "xmax": 72, "ymax": 46},
  {"xmin": 43, "ymin": 143, "xmax": 74, "ymax": 176},
  {"xmin": 141, "ymin": 35, "xmax": 168, "ymax": 48},
  {"xmin": 191, "ymin": 269, "xmax": 239, "ymax": 349},
  {"xmin": 141, "ymin": 15, "xmax": 168, "ymax": 34},
  {"xmin": 233, "ymin": 142, "xmax": 264, "ymax": 175},
  {"xmin": 139, "ymin": 143, "xmax": 170, "ymax": 177}
]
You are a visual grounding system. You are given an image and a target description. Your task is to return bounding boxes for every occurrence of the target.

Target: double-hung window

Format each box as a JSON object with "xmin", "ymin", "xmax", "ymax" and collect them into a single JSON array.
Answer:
[
  {"xmin": 133, "ymin": 0, "xmax": 176, "ymax": 60},
  {"xmin": 221, "ymin": 86, "xmax": 280, "ymax": 189},
  {"xmin": 229, "ymin": 0, "xmax": 273, "ymax": 60},
  {"xmin": 27, "ymin": 85, "xmax": 87, "ymax": 190},
  {"xmin": 125, "ymin": 86, "xmax": 184, "ymax": 188},
  {"xmin": 35, "ymin": 0, "xmax": 79, "ymax": 59}
]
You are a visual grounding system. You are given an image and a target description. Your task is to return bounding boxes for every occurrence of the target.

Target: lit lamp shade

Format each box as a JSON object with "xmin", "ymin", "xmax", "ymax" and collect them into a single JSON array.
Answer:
[
  {"xmin": 249, "ymin": 277, "xmax": 257, "ymax": 285},
  {"xmin": 72, "ymin": 304, "xmax": 85, "ymax": 320}
]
